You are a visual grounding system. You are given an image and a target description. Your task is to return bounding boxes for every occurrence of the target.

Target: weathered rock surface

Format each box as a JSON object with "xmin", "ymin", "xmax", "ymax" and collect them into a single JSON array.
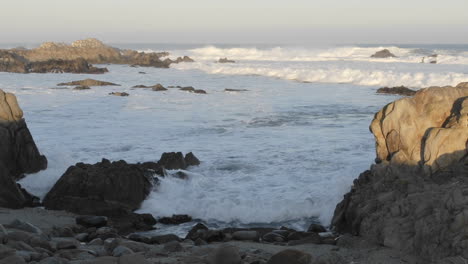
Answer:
[
  {"xmin": 376, "ymin": 86, "xmax": 417, "ymax": 96},
  {"xmin": 43, "ymin": 159, "xmax": 154, "ymax": 216},
  {"xmin": 332, "ymin": 83, "xmax": 468, "ymax": 261},
  {"xmin": 0, "ymin": 90, "xmax": 46, "ymax": 208},
  {"xmin": 371, "ymin": 49, "xmax": 396, "ymax": 58},
  {"xmin": 57, "ymin": 79, "xmax": 119, "ymax": 87},
  {"xmin": 370, "ymin": 84, "xmax": 468, "ymax": 171}
]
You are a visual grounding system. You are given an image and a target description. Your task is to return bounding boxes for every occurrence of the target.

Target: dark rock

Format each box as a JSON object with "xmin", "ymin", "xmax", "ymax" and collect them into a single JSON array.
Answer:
[
  {"xmin": 307, "ymin": 223, "xmax": 327, "ymax": 233},
  {"xmin": 150, "ymin": 234, "xmax": 181, "ymax": 244},
  {"xmin": 151, "ymin": 84, "xmax": 167, "ymax": 91},
  {"xmin": 370, "ymin": 49, "xmax": 396, "ymax": 58},
  {"xmin": 262, "ymin": 232, "xmax": 285, "ymax": 243},
  {"xmin": 138, "ymin": 72, "xmax": 146, "ymax": 74},
  {"xmin": 0, "ymin": 224, "xmax": 7, "ymax": 244},
  {"xmin": 28, "ymin": 58, "xmax": 108, "ymax": 74},
  {"xmin": 73, "ymin": 85, "xmax": 90, "ymax": 90},
  {"xmin": 185, "ymin": 152, "xmax": 200, "ymax": 167},
  {"xmin": 218, "ymin": 58, "xmax": 235, "ymax": 63},
  {"xmin": 208, "ymin": 245, "xmax": 241, "ymax": 264},
  {"xmin": 158, "ymin": 215, "xmax": 192, "ymax": 225},
  {"xmin": 163, "ymin": 241, "xmax": 183, "ymax": 252},
  {"xmin": 193, "ymin": 89, "xmax": 207, "ymax": 94},
  {"xmin": 224, "ymin": 89, "xmax": 248, "ymax": 92},
  {"xmin": 0, "ymin": 89, "xmax": 47, "ymax": 181},
  {"xmin": 376, "ymin": 86, "xmax": 417, "ymax": 96},
  {"xmin": 43, "ymin": 159, "xmax": 154, "ymax": 216},
  {"xmin": 186, "ymin": 223, "xmax": 208, "ymax": 240},
  {"xmin": 74, "ymin": 233, "xmax": 88, "ymax": 242},
  {"xmin": 38, "ymin": 257, "xmax": 69, "ymax": 264},
  {"xmin": 173, "ymin": 56, "xmax": 195, "ymax": 63},
  {"xmin": 179, "ymin": 86, "xmax": 195, "ymax": 92},
  {"xmin": 54, "ymin": 238, "xmax": 79, "ymax": 250},
  {"xmin": 127, "ymin": 233, "xmax": 150, "ymax": 244},
  {"xmin": 88, "ymin": 238, "xmax": 103, "ymax": 246},
  {"xmin": 0, "ymin": 244, "xmax": 15, "ymax": 259},
  {"xmin": 172, "ymin": 171, "xmax": 189, "ymax": 179},
  {"xmin": 266, "ymin": 249, "xmax": 312, "ymax": 264},
  {"xmin": 58, "ymin": 79, "xmax": 119, "ymax": 87},
  {"xmin": 112, "ymin": 246, "xmax": 133, "ymax": 257},
  {"xmin": 158, "ymin": 152, "xmax": 187, "ymax": 170},
  {"xmin": 232, "ymin": 231, "xmax": 259, "ymax": 241},
  {"xmin": 76, "ymin": 216, "xmax": 108, "ymax": 228},
  {"xmin": 109, "ymin": 92, "xmax": 129, "ymax": 97},
  {"xmin": 108, "ymin": 213, "xmax": 156, "ymax": 235}
]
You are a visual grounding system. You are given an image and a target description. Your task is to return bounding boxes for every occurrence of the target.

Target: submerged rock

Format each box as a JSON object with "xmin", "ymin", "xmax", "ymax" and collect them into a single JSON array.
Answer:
[
  {"xmin": 218, "ymin": 57, "xmax": 235, "ymax": 63},
  {"xmin": 58, "ymin": 79, "xmax": 119, "ymax": 87},
  {"xmin": 109, "ymin": 92, "xmax": 129, "ymax": 97},
  {"xmin": 224, "ymin": 89, "xmax": 249, "ymax": 92},
  {"xmin": 73, "ymin": 85, "xmax": 91, "ymax": 90},
  {"xmin": 371, "ymin": 49, "xmax": 396, "ymax": 58},
  {"xmin": 158, "ymin": 215, "xmax": 192, "ymax": 225},
  {"xmin": 376, "ymin": 86, "xmax": 417, "ymax": 96},
  {"xmin": 27, "ymin": 58, "xmax": 108, "ymax": 74}
]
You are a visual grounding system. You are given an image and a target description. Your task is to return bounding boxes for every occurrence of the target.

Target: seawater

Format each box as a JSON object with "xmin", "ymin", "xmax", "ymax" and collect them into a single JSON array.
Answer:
[{"xmin": 0, "ymin": 43, "xmax": 466, "ymax": 236}]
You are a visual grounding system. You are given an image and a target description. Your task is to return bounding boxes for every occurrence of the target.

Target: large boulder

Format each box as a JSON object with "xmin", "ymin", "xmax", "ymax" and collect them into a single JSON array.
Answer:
[
  {"xmin": 370, "ymin": 84, "xmax": 468, "ymax": 172},
  {"xmin": 332, "ymin": 83, "xmax": 468, "ymax": 261},
  {"xmin": 28, "ymin": 58, "xmax": 108, "ymax": 74},
  {"xmin": 0, "ymin": 90, "xmax": 47, "ymax": 179},
  {"xmin": 0, "ymin": 89, "xmax": 46, "ymax": 208},
  {"xmin": 43, "ymin": 159, "xmax": 154, "ymax": 216}
]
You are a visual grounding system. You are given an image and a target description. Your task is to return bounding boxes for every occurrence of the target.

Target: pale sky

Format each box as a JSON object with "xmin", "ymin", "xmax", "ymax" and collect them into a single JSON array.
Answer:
[{"xmin": 2, "ymin": 0, "xmax": 468, "ymax": 44}]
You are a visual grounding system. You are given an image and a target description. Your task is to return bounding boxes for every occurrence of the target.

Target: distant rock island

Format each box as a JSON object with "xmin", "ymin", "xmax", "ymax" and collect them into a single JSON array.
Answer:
[{"xmin": 0, "ymin": 38, "xmax": 194, "ymax": 74}]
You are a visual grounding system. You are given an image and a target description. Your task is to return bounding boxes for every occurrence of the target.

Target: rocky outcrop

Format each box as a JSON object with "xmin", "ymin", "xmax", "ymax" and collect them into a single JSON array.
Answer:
[
  {"xmin": 0, "ymin": 51, "xmax": 107, "ymax": 74},
  {"xmin": 43, "ymin": 159, "xmax": 154, "ymax": 216},
  {"xmin": 132, "ymin": 84, "xmax": 167, "ymax": 91},
  {"xmin": 370, "ymin": 84, "xmax": 468, "ymax": 171},
  {"xmin": 0, "ymin": 89, "xmax": 46, "ymax": 208},
  {"xmin": 109, "ymin": 92, "xmax": 129, "ymax": 97},
  {"xmin": 3, "ymin": 38, "xmax": 193, "ymax": 70},
  {"xmin": 332, "ymin": 83, "xmax": 468, "ymax": 261},
  {"xmin": 371, "ymin": 49, "xmax": 396, "ymax": 58},
  {"xmin": 376, "ymin": 86, "xmax": 417, "ymax": 96},
  {"xmin": 57, "ymin": 79, "xmax": 120, "ymax": 87}
]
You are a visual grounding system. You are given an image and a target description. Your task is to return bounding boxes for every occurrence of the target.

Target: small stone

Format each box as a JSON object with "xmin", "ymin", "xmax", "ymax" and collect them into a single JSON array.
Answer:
[
  {"xmin": 163, "ymin": 241, "xmax": 183, "ymax": 252},
  {"xmin": 232, "ymin": 231, "xmax": 259, "ymax": 241},
  {"xmin": 262, "ymin": 232, "xmax": 284, "ymax": 243},
  {"xmin": 0, "ymin": 244, "xmax": 15, "ymax": 259},
  {"xmin": 8, "ymin": 219, "xmax": 43, "ymax": 234},
  {"xmin": 112, "ymin": 246, "xmax": 133, "ymax": 257},
  {"xmin": 288, "ymin": 233, "xmax": 322, "ymax": 246},
  {"xmin": 118, "ymin": 253, "xmax": 151, "ymax": 264},
  {"xmin": 109, "ymin": 92, "xmax": 129, "ymax": 97},
  {"xmin": 0, "ymin": 224, "xmax": 8, "ymax": 244},
  {"xmin": 185, "ymin": 223, "xmax": 209, "ymax": 240},
  {"xmin": 127, "ymin": 234, "xmax": 150, "ymax": 244},
  {"xmin": 38, "ymin": 257, "xmax": 69, "ymax": 264},
  {"xmin": 55, "ymin": 238, "xmax": 79, "ymax": 250},
  {"xmin": 76, "ymin": 216, "xmax": 108, "ymax": 228},
  {"xmin": 266, "ymin": 249, "xmax": 312, "ymax": 264},
  {"xmin": 88, "ymin": 238, "xmax": 103, "ymax": 246},
  {"xmin": 75, "ymin": 233, "xmax": 89, "ymax": 242},
  {"xmin": 184, "ymin": 152, "xmax": 200, "ymax": 167}
]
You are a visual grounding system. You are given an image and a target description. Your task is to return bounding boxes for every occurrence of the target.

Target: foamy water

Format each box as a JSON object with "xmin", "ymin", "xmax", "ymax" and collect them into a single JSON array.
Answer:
[{"xmin": 2, "ymin": 43, "xmax": 466, "ymax": 234}]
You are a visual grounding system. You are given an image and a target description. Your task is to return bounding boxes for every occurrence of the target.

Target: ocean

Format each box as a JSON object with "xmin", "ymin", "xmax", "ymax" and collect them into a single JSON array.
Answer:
[{"xmin": 1, "ymin": 43, "xmax": 467, "ymax": 236}]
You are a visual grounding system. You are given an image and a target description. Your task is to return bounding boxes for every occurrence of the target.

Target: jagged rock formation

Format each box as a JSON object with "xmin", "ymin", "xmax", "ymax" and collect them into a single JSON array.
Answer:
[
  {"xmin": 371, "ymin": 49, "xmax": 396, "ymax": 58},
  {"xmin": 332, "ymin": 83, "xmax": 468, "ymax": 261},
  {"xmin": 0, "ymin": 89, "xmax": 47, "ymax": 208},
  {"xmin": 1, "ymin": 38, "xmax": 194, "ymax": 71}
]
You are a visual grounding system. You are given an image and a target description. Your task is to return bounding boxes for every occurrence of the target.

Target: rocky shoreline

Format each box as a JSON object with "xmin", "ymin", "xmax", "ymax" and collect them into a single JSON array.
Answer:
[{"xmin": 0, "ymin": 80, "xmax": 467, "ymax": 263}]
